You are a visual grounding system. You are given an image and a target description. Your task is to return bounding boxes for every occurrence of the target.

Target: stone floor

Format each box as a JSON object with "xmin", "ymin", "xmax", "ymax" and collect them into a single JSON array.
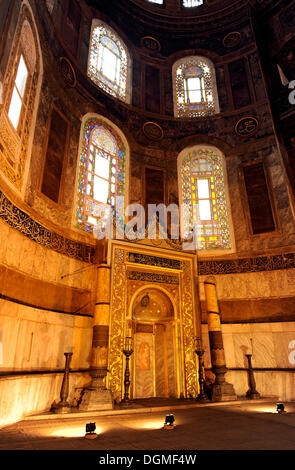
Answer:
[{"xmin": 0, "ymin": 399, "xmax": 295, "ymax": 451}]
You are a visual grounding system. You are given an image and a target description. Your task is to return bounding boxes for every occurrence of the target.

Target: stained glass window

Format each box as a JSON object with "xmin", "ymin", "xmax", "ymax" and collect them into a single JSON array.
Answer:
[
  {"xmin": 183, "ymin": 0, "xmax": 203, "ymax": 7},
  {"xmin": 173, "ymin": 56, "xmax": 219, "ymax": 118},
  {"xmin": 76, "ymin": 116, "xmax": 127, "ymax": 233},
  {"xmin": 88, "ymin": 21, "xmax": 130, "ymax": 103},
  {"xmin": 180, "ymin": 147, "xmax": 232, "ymax": 251},
  {"xmin": 8, "ymin": 55, "xmax": 28, "ymax": 129}
]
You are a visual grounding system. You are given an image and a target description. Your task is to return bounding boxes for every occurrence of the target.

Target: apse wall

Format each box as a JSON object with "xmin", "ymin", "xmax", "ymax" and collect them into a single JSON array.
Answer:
[
  {"xmin": 0, "ymin": 0, "xmax": 96, "ymax": 427},
  {"xmin": 0, "ymin": 0, "xmax": 295, "ymax": 426}
]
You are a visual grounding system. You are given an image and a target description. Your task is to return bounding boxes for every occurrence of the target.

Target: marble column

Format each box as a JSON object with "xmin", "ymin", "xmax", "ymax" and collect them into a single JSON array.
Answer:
[
  {"xmin": 79, "ymin": 263, "xmax": 113, "ymax": 410},
  {"xmin": 204, "ymin": 276, "xmax": 237, "ymax": 401}
]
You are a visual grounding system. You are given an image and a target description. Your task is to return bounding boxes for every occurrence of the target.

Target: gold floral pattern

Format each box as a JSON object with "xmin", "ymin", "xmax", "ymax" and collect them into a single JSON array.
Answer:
[
  {"xmin": 108, "ymin": 245, "xmax": 198, "ymax": 400},
  {"xmin": 181, "ymin": 260, "xmax": 198, "ymax": 398}
]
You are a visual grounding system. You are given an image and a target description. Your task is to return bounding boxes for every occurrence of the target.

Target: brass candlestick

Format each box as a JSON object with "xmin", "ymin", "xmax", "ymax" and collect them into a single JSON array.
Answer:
[
  {"xmin": 121, "ymin": 337, "xmax": 133, "ymax": 405},
  {"xmin": 195, "ymin": 338, "xmax": 210, "ymax": 402},
  {"xmin": 53, "ymin": 352, "xmax": 73, "ymax": 413},
  {"xmin": 245, "ymin": 353, "xmax": 260, "ymax": 400}
]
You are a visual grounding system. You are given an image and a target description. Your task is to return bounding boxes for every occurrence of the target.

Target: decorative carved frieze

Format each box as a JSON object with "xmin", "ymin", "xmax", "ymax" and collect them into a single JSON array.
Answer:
[
  {"xmin": 127, "ymin": 270, "xmax": 179, "ymax": 285},
  {"xmin": 0, "ymin": 189, "xmax": 94, "ymax": 263},
  {"xmin": 198, "ymin": 252, "xmax": 295, "ymax": 276},
  {"xmin": 128, "ymin": 252, "xmax": 181, "ymax": 270}
]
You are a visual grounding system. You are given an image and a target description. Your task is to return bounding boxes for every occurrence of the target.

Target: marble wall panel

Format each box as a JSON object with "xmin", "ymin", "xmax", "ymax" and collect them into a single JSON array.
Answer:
[
  {"xmin": 273, "ymin": 329, "xmax": 295, "ymax": 368},
  {"xmin": 226, "ymin": 369, "xmax": 295, "ymax": 402},
  {"xmin": 232, "ymin": 333, "xmax": 254, "ymax": 368},
  {"xmin": 0, "ymin": 299, "xmax": 93, "ymax": 372},
  {"xmin": 0, "ymin": 371, "xmax": 91, "ymax": 428},
  {"xmin": 219, "ymin": 323, "xmax": 295, "ymax": 369},
  {"xmin": 0, "ymin": 219, "xmax": 96, "ymax": 291},
  {"xmin": 251, "ymin": 333, "xmax": 277, "ymax": 368},
  {"xmin": 203, "ymin": 322, "xmax": 295, "ymax": 400},
  {"xmin": 155, "ymin": 324, "xmax": 166, "ymax": 397}
]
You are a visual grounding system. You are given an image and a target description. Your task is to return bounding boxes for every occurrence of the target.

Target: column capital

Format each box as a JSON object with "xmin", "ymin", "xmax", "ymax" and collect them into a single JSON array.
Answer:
[{"xmin": 204, "ymin": 276, "xmax": 217, "ymax": 286}]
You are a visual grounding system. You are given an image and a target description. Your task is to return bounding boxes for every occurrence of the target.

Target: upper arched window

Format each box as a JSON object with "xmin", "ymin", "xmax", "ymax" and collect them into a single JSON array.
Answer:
[
  {"xmin": 0, "ymin": 2, "xmax": 42, "ymax": 190},
  {"xmin": 183, "ymin": 0, "xmax": 204, "ymax": 7},
  {"xmin": 173, "ymin": 56, "xmax": 219, "ymax": 118},
  {"xmin": 76, "ymin": 115, "xmax": 128, "ymax": 233},
  {"xmin": 178, "ymin": 146, "xmax": 234, "ymax": 253},
  {"xmin": 88, "ymin": 20, "xmax": 131, "ymax": 103}
]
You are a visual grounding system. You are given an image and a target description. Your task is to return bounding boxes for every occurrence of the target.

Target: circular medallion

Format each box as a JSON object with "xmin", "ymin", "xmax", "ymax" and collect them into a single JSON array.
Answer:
[
  {"xmin": 235, "ymin": 117, "xmax": 259, "ymax": 138},
  {"xmin": 58, "ymin": 57, "xmax": 77, "ymax": 88},
  {"xmin": 143, "ymin": 122, "xmax": 164, "ymax": 141},
  {"xmin": 223, "ymin": 31, "xmax": 242, "ymax": 48},
  {"xmin": 141, "ymin": 36, "xmax": 161, "ymax": 53}
]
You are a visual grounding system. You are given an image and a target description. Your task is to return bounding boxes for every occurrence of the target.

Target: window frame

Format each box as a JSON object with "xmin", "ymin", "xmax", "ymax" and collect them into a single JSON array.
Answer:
[
  {"xmin": 238, "ymin": 158, "xmax": 280, "ymax": 239},
  {"xmin": 172, "ymin": 56, "xmax": 220, "ymax": 118},
  {"xmin": 182, "ymin": 0, "xmax": 204, "ymax": 8},
  {"xmin": 0, "ymin": 5, "xmax": 43, "ymax": 190},
  {"xmin": 87, "ymin": 19, "xmax": 132, "ymax": 104},
  {"xmin": 74, "ymin": 114, "xmax": 129, "ymax": 233},
  {"xmin": 178, "ymin": 144, "xmax": 235, "ymax": 255},
  {"xmin": 38, "ymin": 104, "xmax": 70, "ymax": 207},
  {"xmin": 7, "ymin": 50, "xmax": 31, "ymax": 134}
]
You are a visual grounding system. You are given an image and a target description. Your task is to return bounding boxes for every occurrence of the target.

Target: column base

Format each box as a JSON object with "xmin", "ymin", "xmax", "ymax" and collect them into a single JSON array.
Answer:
[
  {"xmin": 79, "ymin": 387, "xmax": 114, "ymax": 411},
  {"xmin": 212, "ymin": 382, "xmax": 237, "ymax": 402},
  {"xmin": 51, "ymin": 403, "xmax": 72, "ymax": 414},
  {"xmin": 246, "ymin": 390, "xmax": 260, "ymax": 400},
  {"xmin": 196, "ymin": 392, "xmax": 210, "ymax": 403}
]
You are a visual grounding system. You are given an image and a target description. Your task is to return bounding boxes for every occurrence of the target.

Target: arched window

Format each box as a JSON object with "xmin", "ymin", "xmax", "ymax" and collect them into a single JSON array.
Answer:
[
  {"xmin": 173, "ymin": 56, "xmax": 219, "ymax": 118},
  {"xmin": 0, "ymin": 3, "xmax": 42, "ymax": 189},
  {"xmin": 8, "ymin": 54, "xmax": 29, "ymax": 130},
  {"xmin": 76, "ymin": 115, "xmax": 128, "ymax": 233},
  {"xmin": 179, "ymin": 146, "xmax": 234, "ymax": 252},
  {"xmin": 88, "ymin": 20, "xmax": 131, "ymax": 103},
  {"xmin": 183, "ymin": 0, "xmax": 204, "ymax": 7}
]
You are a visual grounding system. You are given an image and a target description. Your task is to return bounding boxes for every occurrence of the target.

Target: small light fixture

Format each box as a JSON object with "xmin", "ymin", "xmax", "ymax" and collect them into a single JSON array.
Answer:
[
  {"xmin": 164, "ymin": 414, "xmax": 176, "ymax": 430},
  {"xmin": 276, "ymin": 403, "xmax": 286, "ymax": 414},
  {"xmin": 85, "ymin": 422, "xmax": 98, "ymax": 439}
]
